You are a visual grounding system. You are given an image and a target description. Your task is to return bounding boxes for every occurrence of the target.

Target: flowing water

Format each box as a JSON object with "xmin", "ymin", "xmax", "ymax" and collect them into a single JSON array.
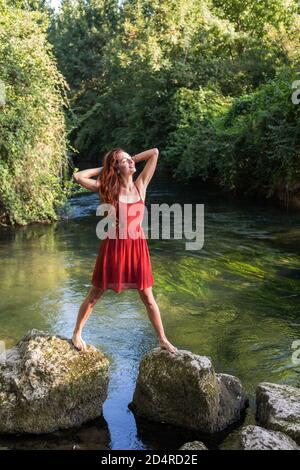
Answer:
[{"xmin": 0, "ymin": 175, "xmax": 299, "ymax": 450}]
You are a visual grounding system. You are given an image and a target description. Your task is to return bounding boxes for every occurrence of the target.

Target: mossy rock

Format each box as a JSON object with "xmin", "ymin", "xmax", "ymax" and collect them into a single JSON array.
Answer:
[
  {"xmin": 0, "ymin": 329, "xmax": 110, "ymax": 434},
  {"xmin": 129, "ymin": 348, "xmax": 248, "ymax": 433}
]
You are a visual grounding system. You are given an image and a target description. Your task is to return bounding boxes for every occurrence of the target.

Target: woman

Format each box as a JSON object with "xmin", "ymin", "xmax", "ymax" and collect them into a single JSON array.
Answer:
[{"xmin": 71, "ymin": 147, "xmax": 178, "ymax": 354}]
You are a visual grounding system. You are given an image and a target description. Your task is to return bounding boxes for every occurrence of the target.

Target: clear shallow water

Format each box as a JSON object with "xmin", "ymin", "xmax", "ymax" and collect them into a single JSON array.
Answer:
[{"xmin": 0, "ymin": 175, "xmax": 300, "ymax": 450}]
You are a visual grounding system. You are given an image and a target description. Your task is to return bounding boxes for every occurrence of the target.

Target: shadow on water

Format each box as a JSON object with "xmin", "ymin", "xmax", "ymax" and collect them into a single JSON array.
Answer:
[
  {"xmin": 0, "ymin": 175, "xmax": 300, "ymax": 449},
  {"xmin": 0, "ymin": 416, "xmax": 109, "ymax": 450}
]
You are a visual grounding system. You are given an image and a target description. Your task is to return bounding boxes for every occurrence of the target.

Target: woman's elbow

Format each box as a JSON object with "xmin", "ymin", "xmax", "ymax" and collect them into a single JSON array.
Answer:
[{"xmin": 73, "ymin": 172, "xmax": 80, "ymax": 183}]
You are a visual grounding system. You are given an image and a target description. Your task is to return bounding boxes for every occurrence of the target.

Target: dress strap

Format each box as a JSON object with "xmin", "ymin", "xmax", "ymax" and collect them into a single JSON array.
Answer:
[{"xmin": 134, "ymin": 183, "xmax": 144, "ymax": 203}]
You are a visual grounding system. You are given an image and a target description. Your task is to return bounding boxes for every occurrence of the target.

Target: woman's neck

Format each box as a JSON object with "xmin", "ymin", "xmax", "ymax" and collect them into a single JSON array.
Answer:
[{"xmin": 120, "ymin": 177, "xmax": 134, "ymax": 192}]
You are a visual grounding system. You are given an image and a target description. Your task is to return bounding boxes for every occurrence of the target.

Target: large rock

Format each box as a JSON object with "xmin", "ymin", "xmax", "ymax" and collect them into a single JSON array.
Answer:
[
  {"xmin": 178, "ymin": 441, "xmax": 208, "ymax": 450},
  {"xmin": 256, "ymin": 382, "xmax": 300, "ymax": 444},
  {"xmin": 0, "ymin": 329, "xmax": 110, "ymax": 434},
  {"xmin": 129, "ymin": 349, "xmax": 248, "ymax": 433},
  {"xmin": 217, "ymin": 373, "xmax": 248, "ymax": 431},
  {"xmin": 238, "ymin": 425, "xmax": 299, "ymax": 450}
]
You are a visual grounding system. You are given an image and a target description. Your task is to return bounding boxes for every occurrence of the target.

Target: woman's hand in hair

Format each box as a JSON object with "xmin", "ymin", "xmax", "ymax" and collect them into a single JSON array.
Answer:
[{"xmin": 73, "ymin": 167, "xmax": 103, "ymax": 192}]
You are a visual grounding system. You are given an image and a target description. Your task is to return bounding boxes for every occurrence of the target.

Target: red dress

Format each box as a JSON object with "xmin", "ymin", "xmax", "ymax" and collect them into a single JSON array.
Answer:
[{"xmin": 91, "ymin": 183, "xmax": 154, "ymax": 293}]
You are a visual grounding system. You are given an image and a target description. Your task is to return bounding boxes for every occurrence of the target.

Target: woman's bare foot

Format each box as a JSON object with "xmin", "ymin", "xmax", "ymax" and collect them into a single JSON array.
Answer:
[
  {"xmin": 159, "ymin": 338, "xmax": 178, "ymax": 354},
  {"xmin": 72, "ymin": 332, "xmax": 87, "ymax": 351}
]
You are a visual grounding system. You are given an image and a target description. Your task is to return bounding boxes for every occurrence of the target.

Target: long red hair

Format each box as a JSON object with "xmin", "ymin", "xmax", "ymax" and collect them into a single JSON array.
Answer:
[{"xmin": 97, "ymin": 147, "xmax": 125, "ymax": 209}]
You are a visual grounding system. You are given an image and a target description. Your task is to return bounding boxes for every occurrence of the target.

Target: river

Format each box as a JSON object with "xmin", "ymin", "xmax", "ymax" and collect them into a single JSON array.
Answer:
[{"xmin": 0, "ymin": 175, "xmax": 299, "ymax": 450}]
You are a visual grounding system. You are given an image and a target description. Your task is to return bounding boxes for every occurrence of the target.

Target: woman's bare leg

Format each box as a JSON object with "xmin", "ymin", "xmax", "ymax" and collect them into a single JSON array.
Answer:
[
  {"xmin": 138, "ymin": 286, "xmax": 178, "ymax": 354},
  {"xmin": 72, "ymin": 286, "xmax": 105, "ymax": 351}
]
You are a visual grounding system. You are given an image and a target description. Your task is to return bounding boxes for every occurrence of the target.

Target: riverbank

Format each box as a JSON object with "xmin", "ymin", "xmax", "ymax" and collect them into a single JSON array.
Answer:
[{"xmin": 191, "ymin": 174, "xmax": 300, "ymax": 212}]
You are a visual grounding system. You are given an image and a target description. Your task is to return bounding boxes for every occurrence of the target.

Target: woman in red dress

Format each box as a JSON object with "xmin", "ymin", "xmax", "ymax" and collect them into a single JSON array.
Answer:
[{"xmin": 71, "ymin": 147, "xmax": 178, "ymax": 354}]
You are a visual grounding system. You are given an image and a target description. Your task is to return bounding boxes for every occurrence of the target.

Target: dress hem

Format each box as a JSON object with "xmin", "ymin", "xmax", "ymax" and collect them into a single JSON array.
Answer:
[{"xmin": 91, "ymin": 282, "xmax": 154, "ymax": 294}]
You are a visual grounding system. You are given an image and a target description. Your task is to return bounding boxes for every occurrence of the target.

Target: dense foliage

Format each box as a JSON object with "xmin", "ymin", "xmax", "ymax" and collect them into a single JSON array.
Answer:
[
  {"xmin": 50, "ymin": 0, "xmax": 300, "ymax": 201},
  {"xmin": 0, "ymin": 0, "xmax": 72, "ymax": 225}
]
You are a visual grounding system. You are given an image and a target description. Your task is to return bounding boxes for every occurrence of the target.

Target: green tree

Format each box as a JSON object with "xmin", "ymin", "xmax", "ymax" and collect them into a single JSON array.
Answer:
[{"xmin": 0, "ymin": 0, "xmax": 72, "ymax": 225}]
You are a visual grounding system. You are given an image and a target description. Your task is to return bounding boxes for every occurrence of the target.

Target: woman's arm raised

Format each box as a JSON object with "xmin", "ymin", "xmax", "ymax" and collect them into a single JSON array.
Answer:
[
  {"xmin": 132, "ymin": 148, "xmax": 159, "ymax": 189},
  {"xmin": 73, "ymin": 167, "xmax": 103, "ymax": 192}
]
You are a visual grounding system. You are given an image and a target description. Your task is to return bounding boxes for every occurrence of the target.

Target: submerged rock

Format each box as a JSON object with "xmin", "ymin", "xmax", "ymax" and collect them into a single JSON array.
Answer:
[
  {"xmin": 256, "ymin": 382, "xmax": 300, "ymax": 444},
  {"xmin": 178, "ymin": 441, "xmax": 208, "ymax": 450},
  {"xmin": 238, "ymin": 425, "xmax": 299, "ymax": 450},
  {"xmin": 129, "ymin": 348, "xmax": 248, "ymax": 433},
  {"xmin": 0, "ymin": 329, "xmax": 110, "ymax": 434}
]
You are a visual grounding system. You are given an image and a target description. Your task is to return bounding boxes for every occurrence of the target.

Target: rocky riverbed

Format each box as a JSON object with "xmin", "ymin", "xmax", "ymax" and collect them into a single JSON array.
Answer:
[{"xmin": 0, "ymin": 330, "xmax": 299, "ymax": 450}]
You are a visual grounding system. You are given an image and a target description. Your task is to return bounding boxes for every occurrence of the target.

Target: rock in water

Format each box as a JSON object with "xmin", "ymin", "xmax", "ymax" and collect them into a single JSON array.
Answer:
[
  {"xmin": 129, "ymin": 349, "xmax": 248, "ymax": 433},
  {"xmin": 178, "ymin": 441, "xmax": 208, "ymax": 450},
  {"xmin": 238, "ymin": 425, "xmax": 299, "ymax": 450},
  {"xmin": 0, "ymin": 329, "xmax": 110, "ymax": 434},
  {"xmin": 256, "ymin": 382, "xmax": 300, "ymax": 444}
]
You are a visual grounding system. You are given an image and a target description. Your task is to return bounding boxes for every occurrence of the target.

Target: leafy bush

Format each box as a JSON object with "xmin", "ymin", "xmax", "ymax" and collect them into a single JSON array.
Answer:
[{"xmin": 0, "ymin": 1, "xmax": 72, "ymax": 225}]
